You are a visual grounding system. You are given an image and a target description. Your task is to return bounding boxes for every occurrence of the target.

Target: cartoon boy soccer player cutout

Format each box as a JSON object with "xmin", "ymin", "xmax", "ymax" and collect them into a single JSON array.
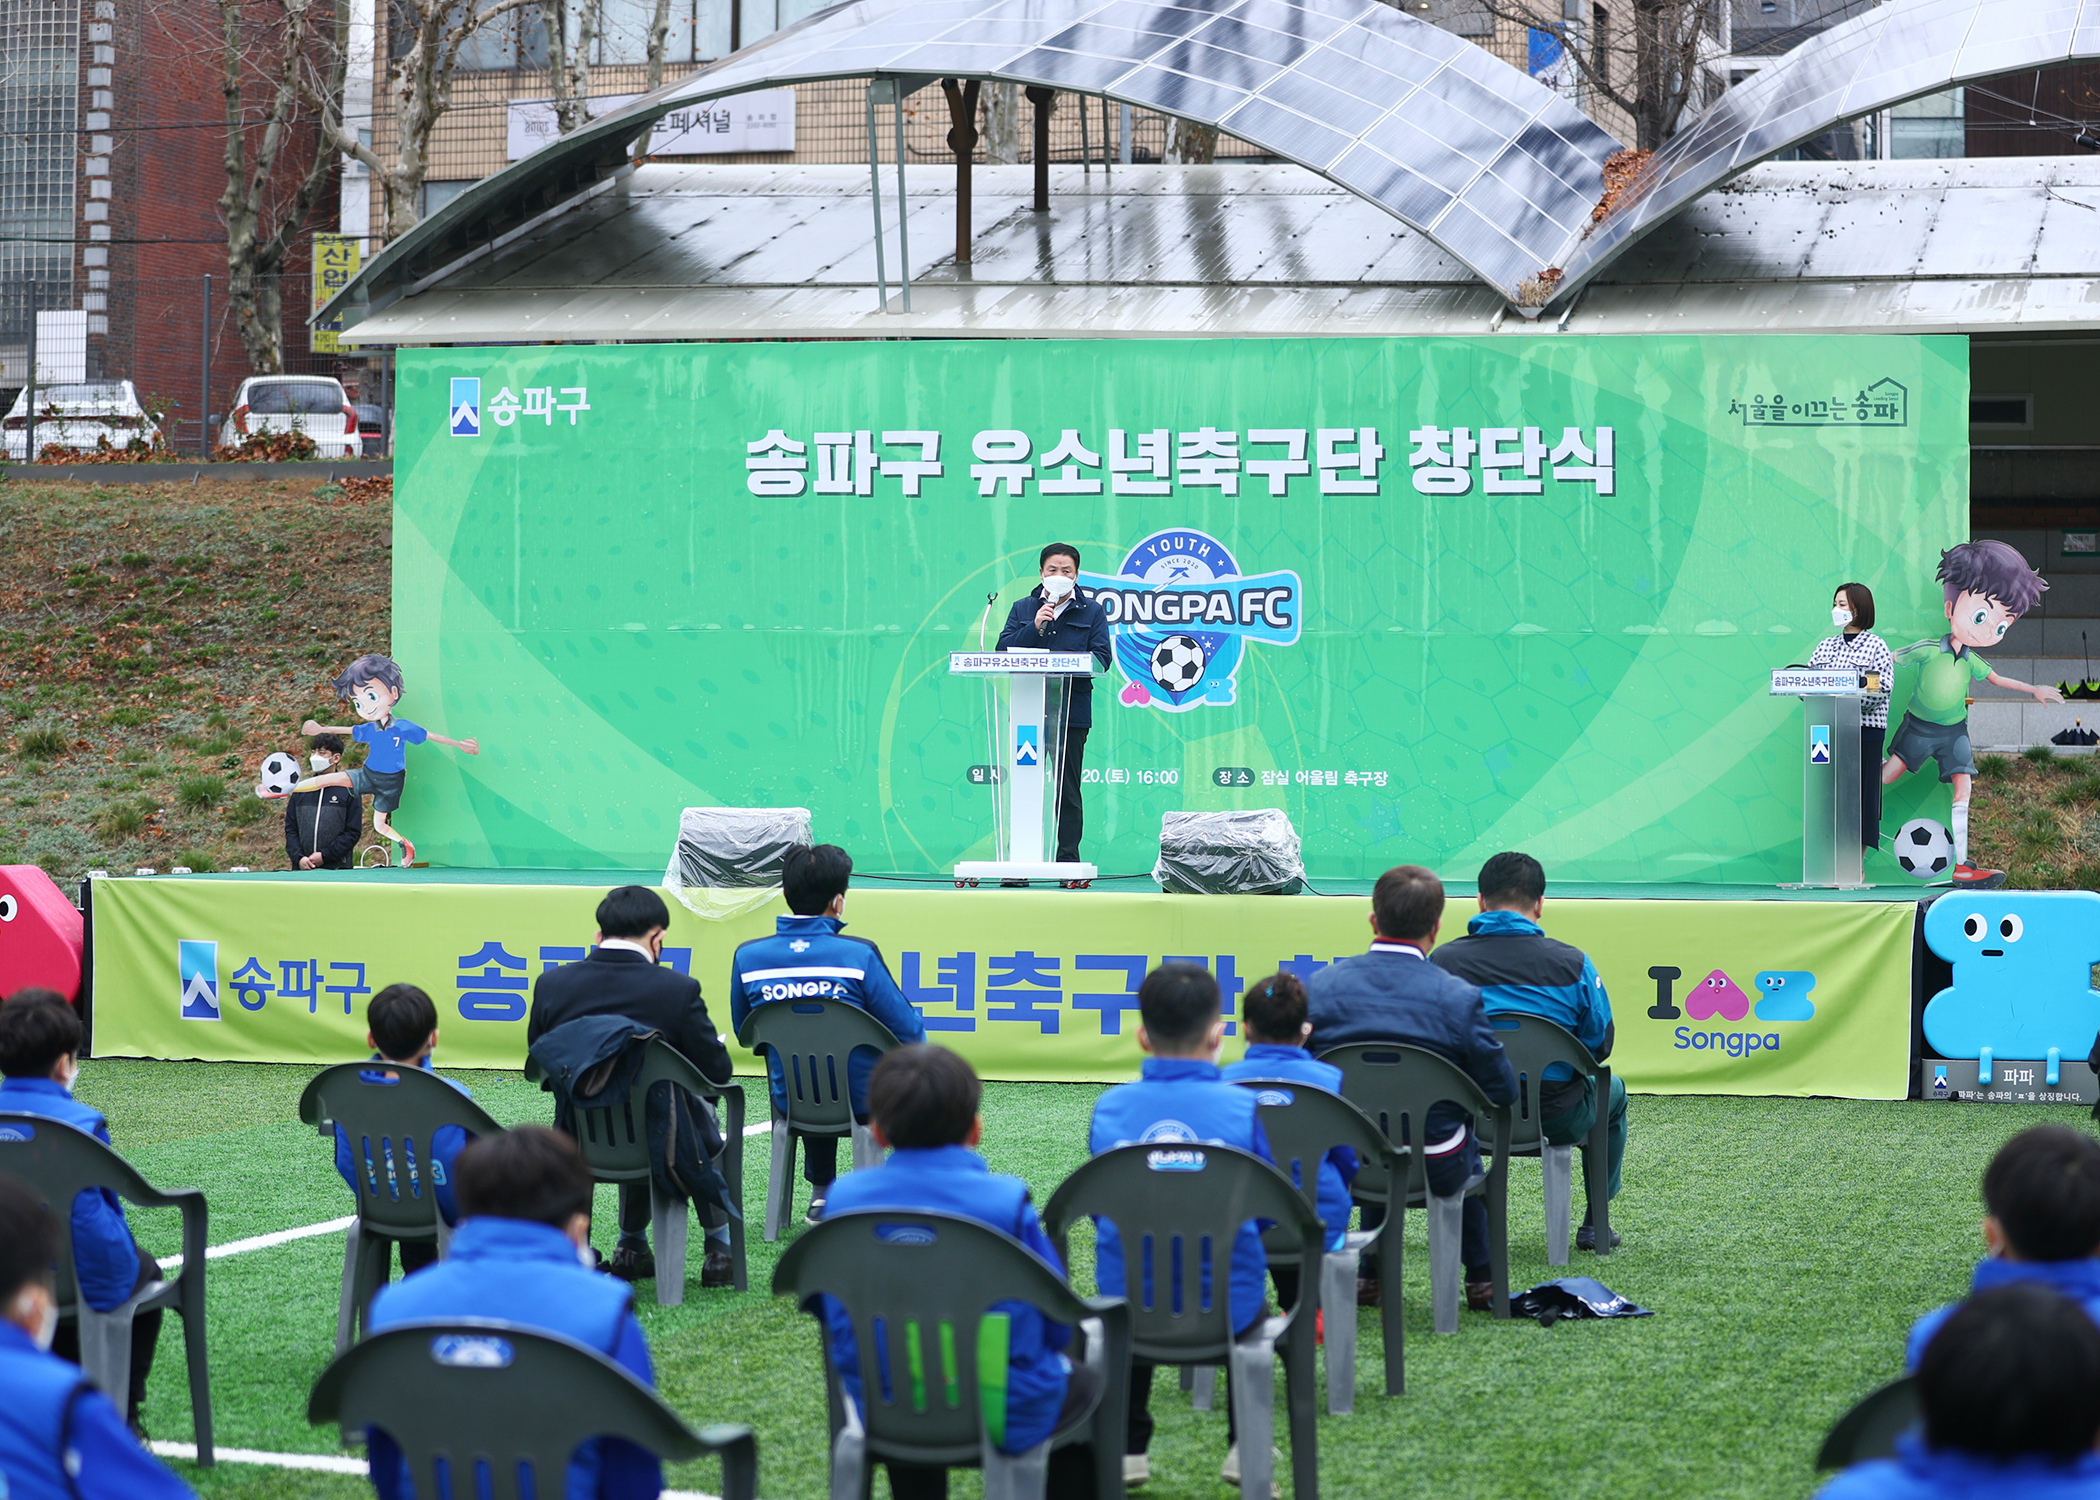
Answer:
[
  {"xmin": 1885, "ymin": 541, "xmax": 2061, "ymax": 888},
  {"xmin": 263, "ymin": 653, "xmax": 479, "ymax": 868}
]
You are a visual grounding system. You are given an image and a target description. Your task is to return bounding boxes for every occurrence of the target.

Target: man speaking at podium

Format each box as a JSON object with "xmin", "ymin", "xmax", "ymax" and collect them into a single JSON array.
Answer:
[{"xmin": 997, "ymin": 543, "xmax": 1114, "ymax": 864}]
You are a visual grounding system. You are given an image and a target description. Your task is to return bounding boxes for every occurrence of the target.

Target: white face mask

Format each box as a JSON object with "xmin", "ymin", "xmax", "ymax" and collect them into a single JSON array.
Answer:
[
  {"xmin": 311, "ymin": 753, "xmax": 335, "ymax": 772},
  {"xmin": 576, "ymin": 1242, "xmax": 596, "ymax": 1270},
  {"xmin": 1832, "ymin": 606, "xmax": 1853, "ymax": 628},
  {"xmin": 12, "ymin": 1288, "xmax": 57, "ymax": 1351},
  {"xmin": 1042, "ymin": 573, "xmax": 1075, "ymax": 602}
]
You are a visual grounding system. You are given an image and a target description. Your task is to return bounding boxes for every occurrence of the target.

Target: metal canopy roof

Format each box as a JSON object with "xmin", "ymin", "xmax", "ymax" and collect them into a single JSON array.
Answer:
[
  {"xmin": 1556, "ymin": 0, "xmax": 2100, "ymax": 302},
  {"xmin": 339, "ymin": 156, "xmax": 2100, "ymax": 344}
]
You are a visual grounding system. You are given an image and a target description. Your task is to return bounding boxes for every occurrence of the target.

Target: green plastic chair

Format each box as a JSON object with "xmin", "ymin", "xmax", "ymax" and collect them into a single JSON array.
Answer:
[
  {"xmin": 308, "ymin": 1317, "xmax": 757, "ymax": 1500},
  {"xmin": 1816, "ymin": 1377, "xmax": 1919, "ymax": 1470},
  {"xmin": 774, "ymin": 1209, "xmax": 1131, "ymax": 1500},
  {"xmin": 1230, "ymin": 1076, "xmax": 1403, "ymax": 1409},
  {"xmin": 1489, "ymin": 1013, "xmax": 1613, "ymax": 1264},
  {"xmin": 734, "ymin": 1000, "xmax": 899, "ymax": 1239},
  {"xmin": 299, "ymin": 1062, "xmax": 507, "ymax": 1349},
  {"xmin": 1315, "ymin": 1043, "xmax": 1514, "ymax": 1335},
  {"xmin": 1043, "ymin": 1142, "xmax": 1324, "ymax": 1500},
  {"xmin": 523, "ymin": 1036, "xmax": 747, "ymax": 1301},
  {"xmin": 0, "ymin": 1111, "xmax": 214, "ymax": 1464}
]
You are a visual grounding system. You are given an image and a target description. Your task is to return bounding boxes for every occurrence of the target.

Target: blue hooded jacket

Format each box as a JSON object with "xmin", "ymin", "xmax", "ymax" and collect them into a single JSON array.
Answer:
[
  {"xmin": 1907, "ymin": 1258, "xmax": 2100, "ymax": 1372},
  {"xmin": 332, "ymin": 1056, "xmax": 474, "ymax": 1226},
  {"xmin": 1431, "ymin": 910, "xmax": 1613, "ymax": 1098},
  {"xmin": 0, "ymin": 1320, "xmax": 195, "ymax": 1500},
  {"xmin": 0, "ymin": 1077, "xmax": 139, "ymax": 1311},
  {"xmin": 729, "ymin": 914, "xmax": 926, "ymax": 1114},
  {"xmin": 1221, "ymin": 1045, "xmax": 1360, "ymax": 1252},
  {"xmin": 1816, "ymin": 1434, "xmax": 2100, "ymax": 1499}
]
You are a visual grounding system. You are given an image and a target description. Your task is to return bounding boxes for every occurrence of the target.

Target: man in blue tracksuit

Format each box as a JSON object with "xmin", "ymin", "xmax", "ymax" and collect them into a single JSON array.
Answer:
[
  {"xmin": 0, "ymin": 991, "xmax": 162, "ymax": 1426},
  {"xmin": 1305, "ymin": 865, "xmax": 1518, "ymax": 1312},
  {"xmin": 729, "ymin": 844, "xmax": 925, "ymax": 1220},
  {"xmin": 332, "ymin": 983, "xmax": 476, "ymax": 1284},
  {"xmin": 1819, "ymin": 1283, "xmax": 2100, "ymax": 1499},
  {"xmin": 1222, "ymin": 970, "xmax": 1359, "ymax": 1308},
  {"xmin": 995, "ymin": 542, "xmax": 1114, "ymax": 865},
  {"xmin": 1905, "ymin": 1126, "xmax": 2100, "ymax": 1371},
  {"xmin": 815, "ymin": 1045, "xmax": 1096, "ymax": 1500},
  {"xmin": 1089, "ymin": 962, "xmax": 1274, "ymax": 1490},
  {"xmin": 0, "ymin": 1172, "xmax": 195, "ymax": 1500},
  {"xmin": 364, "ymin": 1127, "xmax": 661, "ymax": 1500},
  {"xmin": 1431, "ymin": 851, "xmax": 1626, "ymax": 1250}
]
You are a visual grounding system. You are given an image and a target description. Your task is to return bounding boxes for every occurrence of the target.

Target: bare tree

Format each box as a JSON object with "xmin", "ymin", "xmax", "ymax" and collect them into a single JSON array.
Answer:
[
  {"xmin": 541, "ymin": 0, "xmax": 593, "ymax": 133},
  {"xmin": 981, "ymin": 81, "xmax": 1020, "ymax": 163},
  {"xmin": 1162, "ymin": 118, "xmax": 1217, "ymax": 163},
  {"xmin": 1480, "ymin": 0, "xmax": 1713, "ymax": 149}
]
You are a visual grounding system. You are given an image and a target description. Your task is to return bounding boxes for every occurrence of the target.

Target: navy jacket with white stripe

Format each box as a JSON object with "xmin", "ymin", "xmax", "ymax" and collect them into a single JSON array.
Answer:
[{"xmin": 729, "ymin": 913, "xmax": 927, "ymax": 1113}]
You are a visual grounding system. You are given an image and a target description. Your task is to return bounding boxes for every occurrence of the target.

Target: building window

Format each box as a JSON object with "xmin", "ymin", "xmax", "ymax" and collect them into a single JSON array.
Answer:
[
  {"xmin": 1969, "ymin": 394, "xmax": 2033, "ymax": 430},
  {"xmin": 1890, "ymin": 87, "xmax": 1964, "ymax": 159},
  {"xmin": 1591, "ymin": 4, "xmax": 1608, "ymax": 88}
]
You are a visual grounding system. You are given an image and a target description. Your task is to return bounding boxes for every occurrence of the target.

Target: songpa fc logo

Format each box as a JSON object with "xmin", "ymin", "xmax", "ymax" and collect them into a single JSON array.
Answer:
[{"xmin": 1080, "ymin": 529, "xmax": 1302, "ymax": 712}]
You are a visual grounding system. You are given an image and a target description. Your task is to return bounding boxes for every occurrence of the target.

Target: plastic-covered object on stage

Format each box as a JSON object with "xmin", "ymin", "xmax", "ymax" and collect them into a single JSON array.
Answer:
[
  {"xmin": 664, "ymin": 807, "xmax": 814, "ymax": 918},
  {"xmin": 1153, "ymin": 809, "xmax": 1304, "ymax": 896}
]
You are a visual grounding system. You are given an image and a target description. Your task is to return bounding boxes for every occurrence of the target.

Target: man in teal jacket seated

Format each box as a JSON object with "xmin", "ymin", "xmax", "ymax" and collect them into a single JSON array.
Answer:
[
  {"xmin": 364, "ymin": 1127, "xmax": 662, "ymax": 1500},
  {"xmin": 1819, "ymin": 1282, "xmax": 2100, "ymax": 1499}
]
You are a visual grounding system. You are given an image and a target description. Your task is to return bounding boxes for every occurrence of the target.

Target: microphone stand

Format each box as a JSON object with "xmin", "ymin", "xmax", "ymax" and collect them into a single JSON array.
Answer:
[{"xmin": 978, "ymin": 590, "xmax": 1003, "ymax": 858}]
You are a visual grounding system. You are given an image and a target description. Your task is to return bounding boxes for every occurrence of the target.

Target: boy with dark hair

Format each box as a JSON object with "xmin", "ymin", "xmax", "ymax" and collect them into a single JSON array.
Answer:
[
  {"xmin": 1432, "ymin": 850, "xmax": 1626, "ymax": 1250},
  {"xmin": 0, "ymin": 992, "xmax": 164, "ymax": 1426},
  {"xmin": 0, "ymin": 1172, "xmax": 195, "ymax": 1498},
  {"xmin": 1885, "ymin": 541, "xmax": 2062, "ymax": 887},
  {"xmin": 1821, "ymin": 1282, "xmax": 2100, "ymax": 1498},
  {"xmin": 728, "ymin": 845, "xmax": 924, "ymax": 1221},
  {"xmin": 1905, "ymin": 1125, "xmax": 2100, "ymax": 1370},
  {"xmin": 285, "ymin": 732, "xmax": 362, "ymax": 869},
  {"xmin": 1089, "ymin": 962, "xmax": 1275, "ymax": 1490},
  {"xmin": 1306, "ymin": 865, "xmax": 1518, "ymax": 1311},
  {"xmin": 364, "ymin": 1127, "xmax": 663, "ymax": 1500},
  {"xmin": 331, "ymin": 984, "xmax": 477, "ymax": 1280},
  {"xmin": 1221, "ymin": 972, "xmax": 1360, "ymax": 1299},
  {"xmin": 814, "ymin": 1045, "xmax": 1097, "ymax": 1500}
]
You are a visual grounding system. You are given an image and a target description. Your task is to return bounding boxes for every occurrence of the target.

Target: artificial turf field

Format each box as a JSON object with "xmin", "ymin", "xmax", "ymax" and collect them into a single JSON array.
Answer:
[{"xmin": 76, "ymin": 1058, "xmax": 2064, "ymax": 1500}]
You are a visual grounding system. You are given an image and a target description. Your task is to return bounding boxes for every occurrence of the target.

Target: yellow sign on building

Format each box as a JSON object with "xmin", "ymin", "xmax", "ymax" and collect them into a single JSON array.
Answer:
[{"xmin": 310, "ymin": 234, "xmax": 361, "ymax": 354}]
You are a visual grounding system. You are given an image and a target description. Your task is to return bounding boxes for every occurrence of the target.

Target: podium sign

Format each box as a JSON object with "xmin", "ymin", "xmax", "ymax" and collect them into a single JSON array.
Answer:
[
  {"xmin": 950, "ymin": 651, "xmax": 1099, "ymax": 884},
  {"xmin": 1770, "ymin": 668, "xmax": 1873, "ymax": 888}
]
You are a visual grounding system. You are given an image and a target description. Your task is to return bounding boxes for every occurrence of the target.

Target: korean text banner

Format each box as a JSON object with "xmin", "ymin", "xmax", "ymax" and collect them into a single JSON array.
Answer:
[
  {"xmin": 393, "ymin": 336, "xmax": 1965, "ymax": 882},
  {"xmin": 92, "ymin": 879, "xmax": 1915, "ymax": 1099}
]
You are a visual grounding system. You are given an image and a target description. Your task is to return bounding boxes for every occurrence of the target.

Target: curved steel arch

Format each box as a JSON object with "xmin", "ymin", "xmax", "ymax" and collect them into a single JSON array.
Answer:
[
  {"xmin": 1550, "ymin": 0, "xmax": 2100, "ymax": 303},
  {"xmin": 336, "ymin": 0, "xmax": 1622, "ymax": 316}
]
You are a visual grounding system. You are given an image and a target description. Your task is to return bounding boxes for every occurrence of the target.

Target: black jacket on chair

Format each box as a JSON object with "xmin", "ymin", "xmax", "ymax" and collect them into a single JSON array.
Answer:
[{"xmin": 526, "ymin": 947, "xmax": 735, "ymax": 1087}]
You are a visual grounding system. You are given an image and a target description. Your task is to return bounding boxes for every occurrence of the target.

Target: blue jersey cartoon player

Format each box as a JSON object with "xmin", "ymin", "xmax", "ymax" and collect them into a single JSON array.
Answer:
[
  {"xmin": 1884, "ymin": 541, "xmax": 2062, "ymax": 888},
  {"xmin": 261, "ymin": 654, "xmax": 479, "ymax": 867}
]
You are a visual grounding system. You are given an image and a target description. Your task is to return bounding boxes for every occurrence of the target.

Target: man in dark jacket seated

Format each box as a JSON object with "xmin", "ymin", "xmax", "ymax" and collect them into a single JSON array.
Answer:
[
  {"xmin": 1305, "ymin": 864, "xmax": 1518, "ymax": 1312},
  {"xmin": 1432, "ymin": 851, "xmax": 1625, "ymax": 1251},
  {"xmin": 528, "ymin": 885, "xmax": 736, "ymax": 1286}
]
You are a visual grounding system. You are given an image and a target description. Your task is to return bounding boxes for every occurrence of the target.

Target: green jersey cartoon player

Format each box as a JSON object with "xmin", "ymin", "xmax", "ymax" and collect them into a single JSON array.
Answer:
[
  {"xmin": 1884, "ymin": 541, "xmax": 2061, "ymax": 888},
  {"xmin": 260, "ymin": 653, "xmax": 479, "ymax": 867}
]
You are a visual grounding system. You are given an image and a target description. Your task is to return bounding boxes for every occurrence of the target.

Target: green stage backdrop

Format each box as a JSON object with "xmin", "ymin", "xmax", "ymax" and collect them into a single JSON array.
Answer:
[
  {"xmin": 96, "ymin": 879, "xmax": 1916, "ymax": 1099},
  {"xmin": 387, "ymin": 335, "xmax": 1964, "ymax": 881}
]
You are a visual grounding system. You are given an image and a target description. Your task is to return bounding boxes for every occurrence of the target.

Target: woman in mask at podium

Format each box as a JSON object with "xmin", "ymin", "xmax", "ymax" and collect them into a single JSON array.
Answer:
[
  {"xmin": 997, "ymin": 543, "xmax": 1114, "ymax": 864},
  {"xmin": 1808, "ymin": 582, "xmax": 1894, "ymax": 852}
]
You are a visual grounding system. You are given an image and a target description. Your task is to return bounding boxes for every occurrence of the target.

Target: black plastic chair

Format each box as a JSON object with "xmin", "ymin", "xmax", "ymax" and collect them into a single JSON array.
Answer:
[
  {"xmin": 734, "ymin": 1000, "xmax": 899, "ymax": 1239},
  {"xmin": 1490, "ymin": 1013, "xmax": 1613, "ymax": 1264},
  {"xmin": 523, "ymin": 1037, "xmax": 747, "ymax": 1300},
  {"xmin": 0, "ymin": 1111, "xmax": 214, "ymax": 1464},
  {"xmin": 775, "ymin": 1209, "xmax": 1130, "ymax": 1500},
  {"xmin": 299, "ymin": 1062, "xmax": 508, "ymax": 1349},
  {"xmin": 1816, "ymin": 1377, "xmax": 1919, "ymax": 1470},
  {"xmin": 1316, "ymin": 1043, "xmax": 1513, "ymax": 1337},
  {"xmin": 308, "ymin": 1317, "xmax": 757, "ymax": 1500},
  {"xmin": 1044, "ymin": 1143, "xmax": 1323, "ymax": 1500},
  {"xmin": 1231, "ymin": 1076, "xmax": 1403, "ymax": 1409}
]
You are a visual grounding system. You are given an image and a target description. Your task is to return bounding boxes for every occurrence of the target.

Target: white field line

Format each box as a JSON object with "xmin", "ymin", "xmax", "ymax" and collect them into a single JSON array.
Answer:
[{"xmin": 147, "ymin": 1443, "xmax": 727, "ymax": 1499}]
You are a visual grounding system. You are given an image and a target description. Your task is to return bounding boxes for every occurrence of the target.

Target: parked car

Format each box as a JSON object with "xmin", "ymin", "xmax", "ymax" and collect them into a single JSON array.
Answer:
[
  {"xmin": 219, "ymin": 375, "xmax": 362, "ymax": 458},
  {"xmin": 2, "ymin": 380, "xmax": 161, "ymax": 460}
]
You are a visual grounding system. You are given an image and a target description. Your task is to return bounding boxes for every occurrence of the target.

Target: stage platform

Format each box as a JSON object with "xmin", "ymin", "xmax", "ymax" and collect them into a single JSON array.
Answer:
[{"xmin": 85, "ymin": 869, "xmax": 1921, "ymax": 1099}]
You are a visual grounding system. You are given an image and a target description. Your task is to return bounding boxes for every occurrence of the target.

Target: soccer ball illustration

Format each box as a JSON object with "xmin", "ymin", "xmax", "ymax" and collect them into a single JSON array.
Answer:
[
  {"xmin": 1895, "ymin": 818, "xmax": 1953, "ymax": 878},
  {"xmin": 1150, "ymin": 635, "xmax": 1206, "ymax": 694},
  {"xmin": 255, "ymin": 752, "xmax": 303, "ymax": 798}
]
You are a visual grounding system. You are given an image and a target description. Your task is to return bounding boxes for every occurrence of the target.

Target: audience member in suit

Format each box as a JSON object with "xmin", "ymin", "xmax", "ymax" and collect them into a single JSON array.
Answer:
[
  {"xmin": 364, "ymin": 1128, "xmax": 663, "ymax": 1500},
  {"xmin": 527, "ymin": 885, "xmax": 735, "ymax": 1285},
  {"xmin": 1304, "ymin": 865, "xmax": 1519, "ymax": 1312},
  {"xmin": 1818, "ymin": 1282, "xmax": 2100, "ymax": 1499}
]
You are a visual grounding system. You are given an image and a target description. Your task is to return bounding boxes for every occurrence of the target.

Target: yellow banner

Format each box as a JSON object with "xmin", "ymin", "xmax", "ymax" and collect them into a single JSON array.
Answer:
[{"xmin": 310, "ymin": 234, "xmax": 361, "ymax": 354}]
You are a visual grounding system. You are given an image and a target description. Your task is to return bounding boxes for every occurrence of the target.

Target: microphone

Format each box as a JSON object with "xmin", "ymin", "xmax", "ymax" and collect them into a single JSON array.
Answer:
[{"xmin": 978, "ymin": 589, "xmax": 999, "ymax": 650}]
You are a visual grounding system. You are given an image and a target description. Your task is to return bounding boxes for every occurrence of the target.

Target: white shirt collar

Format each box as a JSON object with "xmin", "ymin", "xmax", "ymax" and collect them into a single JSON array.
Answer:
[
  {"xmin": 1370, "ymin": 940, "xmax": 1426, "ymax": 959},
  {"xmin": 597, "ymin": 937, "xmax": 656, "ymax": 959}
]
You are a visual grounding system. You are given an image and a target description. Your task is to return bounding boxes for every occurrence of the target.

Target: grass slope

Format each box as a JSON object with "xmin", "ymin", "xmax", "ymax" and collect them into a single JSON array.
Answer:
[{"xmin": 68, "ymin": 1058, "xmax": 2074, "ymax": 1500}]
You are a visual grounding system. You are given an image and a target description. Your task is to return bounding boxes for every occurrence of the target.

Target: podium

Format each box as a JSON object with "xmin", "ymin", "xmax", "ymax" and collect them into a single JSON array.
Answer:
[
  {"xmin": 949, "ymin": 650, "xmax": 1100, "ymax": 886},
  {"xmin": 1770, "ymin": 667, "xmax": 1879, "ymax": 889}
]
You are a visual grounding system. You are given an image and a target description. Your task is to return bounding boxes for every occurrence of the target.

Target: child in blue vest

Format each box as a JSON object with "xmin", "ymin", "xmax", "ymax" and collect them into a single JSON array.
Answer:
[
  {"xmin": 0, "ymin": 990, "xmax": 162, "ymax": 1428},
  {"xmin": 331, "ymin": 983, "xmax": 477, "ymax": 1284},
  {"xmin": 1906, "ymin": 1125, "xmax": 2100, "ymax": 1370},
  {"xmin": 0, "ymin": 1172, "xmax": 195, "ymax": 1499},
  {"xmin": 816, "ymin": 1045, "xmax": 1097, "ymax": 1500},
  {"xmin": 1089, "ymin": 962, "xmax": 1275, "ymax": 1491},
  {"xmin": 364, "ymin": 1127, "xmax": 661, "ymax": 1500},
  {"xmin": 1820, "ymin": 1282, "xmax": 2100, "ymax": 1499},
  {"xmin": 1221, "ymin": 971, "xmax": 1360, "ymax": 1308}
]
